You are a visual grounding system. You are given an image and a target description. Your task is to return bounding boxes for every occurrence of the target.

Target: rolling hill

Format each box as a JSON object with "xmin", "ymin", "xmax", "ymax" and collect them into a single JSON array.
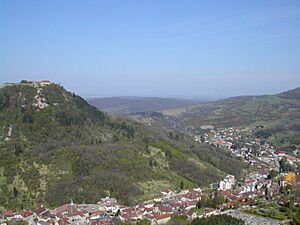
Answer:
[
  {"xmin": 160, "ymin": 87, "xmax": 300, "ymax": 149},
  {"xmin": 88, "ymin": 96, "xmax": 201, "ymax": 115},
  {"xmin": 0, "ymin": 82, "xmax": 243, "ymax": 210}
]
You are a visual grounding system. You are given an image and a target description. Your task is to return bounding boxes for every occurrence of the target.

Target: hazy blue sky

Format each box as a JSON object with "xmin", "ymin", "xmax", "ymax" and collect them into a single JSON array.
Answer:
[{"xmin": 1, "ymin": 0, "xmax": 300, "ymax": 98}]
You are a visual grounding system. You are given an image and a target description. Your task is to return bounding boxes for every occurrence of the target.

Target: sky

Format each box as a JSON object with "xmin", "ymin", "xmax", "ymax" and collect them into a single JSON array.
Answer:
[{"xmin": 1, "ymin": 0, "xmax": 300, "ymax": 99}]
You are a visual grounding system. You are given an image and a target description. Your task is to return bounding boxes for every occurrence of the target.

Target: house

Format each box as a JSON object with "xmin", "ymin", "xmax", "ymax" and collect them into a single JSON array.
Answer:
[
  {"xmin": 52, "ymin": 204, "xmax": 74, "ymax": 215},
  {"xmin": 97, "ymin": 197, "xmax": 119, "ymax": 213},
  {"xmin": 213, "ymin": 140, "xmax": 227, "ymax": 146},
  {"xmin": 152, "ymin": 213, "xmax": 173, "ymax": 224},
  {"xmin": 20, "ymin": 80, "xmax": 34, "ymax": 86},
  {"xmin": 213, "ymin": 140, "xmax": 232, "ymax": 149},
  {"xmin": 120, "ymin": 211, "xmax": 143, "ymax": 221},
  {"xmin": 90, "ymin": 210, "xmax": 108, "ymax": 219},
  {"xmin": 203, "ymin": 208, "xmax": 218, "ymax": 217},
  {"xmin": 193, "ymin": 188, "xmax": 202, "ymax": 193},
  {"xmin": 21, "ymin": 211, "xmax": 33, "ymax": 218},
  {"xmin": 77, "ymin": 204, "xmax": 101, "ymax": 215},
  {"xmin": 158, "ymin": 204, "xmax": 173, "ymax": 214},
  {"xmin": 55, "ymin": 214, "xmax": 69, "ymax": 225},
  {"xmin": 161, "ymin": 189, "xmax": 175, "ymax": 197},
  {"xmin": 219, "ymin": 175, "xmax": 236, "ymax": 191},
  {"xmin": 219, "ymin": 180, "xmax": 231, "ymax": 191},
  {"xmin": 37, "ymin": 220, "xmax": 54, "ymax": 225},
  {"xmin": 3, "ymin": 82, "xmax": 16, "ymax": 87},
  {"xmin": 51, "ymin": 202, "xmax": 87, "ymax": 224},
  {"xmin": 274, "ymin": 150, "xmax": 287, "ymax": 156},
  {"xmin": 35, "ymin": 207, "xmax": 49, "ymax": 216},
  {"xmin": 64, "ymin": 209, "xmax": 86, "ymax": 223},
  {"xmin": 3, "ymin": 210, "xmax": 14, "ymax": 218},
  {"xmin": 37, "ymin": 80, "xmax": 51, "ymax": 86},
  {"xmin": 286, "ymin": 155, "xmax": 298, "ymax": 164},
  {"xmin": 90, "ymin": 217, "xmax": 114, "ymax": 225}
]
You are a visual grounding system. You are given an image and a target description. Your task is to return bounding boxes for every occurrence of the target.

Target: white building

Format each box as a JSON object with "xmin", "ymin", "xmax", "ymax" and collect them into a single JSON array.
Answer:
[{"xmin": 219, "ymin": 175, "xmax": 236, "ymax": 191}]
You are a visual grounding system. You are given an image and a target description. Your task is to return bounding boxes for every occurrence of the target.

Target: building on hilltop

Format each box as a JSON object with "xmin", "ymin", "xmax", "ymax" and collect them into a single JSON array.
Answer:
[{"xmin": 3, "ymin": 80, "xmax": 52, "ymax": 87}]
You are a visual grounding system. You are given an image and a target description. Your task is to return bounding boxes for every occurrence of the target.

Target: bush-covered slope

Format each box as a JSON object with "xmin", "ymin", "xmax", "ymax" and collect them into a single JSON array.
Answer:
[{"xmin": 0, "ymin": 83, "xmax": 243, "ymax": 210}]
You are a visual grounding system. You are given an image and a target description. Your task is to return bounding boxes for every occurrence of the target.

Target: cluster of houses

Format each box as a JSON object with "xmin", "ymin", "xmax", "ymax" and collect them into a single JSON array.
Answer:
[
  {"xmin": 194, "ymin": 125, "xmax": 299, "ymax": 207},
  {"xmin": 210, "ymin": 163, "xmax": 297, "ymax": 212},
  {"xmin": 2, "ymin": 160, "xmax": 295, "ymax": 225},
  {"xmin": 195, "ymin": 126, "xmax": 299, "ymax": 170},
  {"xmin": 0, "ymin": 189, "xmax": 204, "ymax": 225}
]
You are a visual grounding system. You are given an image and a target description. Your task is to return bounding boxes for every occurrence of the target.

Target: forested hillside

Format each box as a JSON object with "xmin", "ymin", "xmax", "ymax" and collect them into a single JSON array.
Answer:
[
  {"xmin": 161, "ymin": 87, "xmax": 300, "ymax": 150},
  {"xmin": 0, "ymin": 83, "xmax": 243, "ymax": 210}
]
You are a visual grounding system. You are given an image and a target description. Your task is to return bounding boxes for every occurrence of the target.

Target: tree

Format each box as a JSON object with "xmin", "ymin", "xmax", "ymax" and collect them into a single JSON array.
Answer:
[
  {"xmin": 115, "ymin": 209, "xmax": 121, "ymax": 216},
  {"xmin": 196, "ymin": 195, "xmax": 208, "ymax": 208},
  {"xmin": 191, "ymin": 215, "xmax": 244, "ymax": 225},
  {"xmin": 280, "ymin": 158, "xmax": 295, "ymax": 173},
  {"xmin": 165, "ymin": 149, "xmax": 172, "ymax": 159},
  {"xmin": 13, "ymin": 187, "xmax": 18, "ymax": 198},
  {"xmin": 200, "ymin": 136, "xmax": 205, "ymax": 143},
  {"xmin": 149, "ymin": 159, "xmax": 154, "ymax": 167},
  {"xmin": 22, "ymin": 114, "xmax": 34, "ymax": 124},
  {"xmin": 180, "ymin": 181, "xmax": 184, "ymax": 189},
  {"xmin": 167, "ymin": 215, "xmax": 188, "ymax": 225},
  {"xmin": 14, "ymin": 143, "xmax": 23, "ymax": 156},
  {"xmin": 268, "ymin": 170, "xmax": 278, "ymax": 179},
  {"xmin": 284, "ymin": 173, "xmax": 296, "ymax": 184}
]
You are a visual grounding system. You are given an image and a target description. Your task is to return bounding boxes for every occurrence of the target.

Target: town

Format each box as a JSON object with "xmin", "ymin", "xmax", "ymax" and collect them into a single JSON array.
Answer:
[{"xmin": 1, "ymin": 126, "xmax": 299, "ymax": 225}]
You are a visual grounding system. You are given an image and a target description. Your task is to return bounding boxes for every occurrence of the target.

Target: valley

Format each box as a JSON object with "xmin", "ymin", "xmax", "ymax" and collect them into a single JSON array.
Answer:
[
  {"xmin": 88, "ymin": 97, "xmax": 202, "ymax": 115},
  {"xmin": 0, "ymin": 82, "xmax": 299, "ymax": 224}
]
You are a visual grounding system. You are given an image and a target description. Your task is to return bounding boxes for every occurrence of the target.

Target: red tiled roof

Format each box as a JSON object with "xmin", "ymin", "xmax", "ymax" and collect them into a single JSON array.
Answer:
[
  {"xmin": 90, "ymin": 218, "xmax": 113, "ymax": 225},
  {"xmin": 64, "ymin": 210, "xmax": 84, "ymax": 218},
  {"xmin": 4, "ymin": 210, "xmax": 14, "ymax": 217},
  {"xmin": 144, "ymin": 213, "xmax": 155, "ymax": 219},
  {"xmin": 36, "ymin": 207, "xmax": 47, "ymax": 215},
  {"xmin": 275, "ymin": 150, "xmax": 287, "ymax": 154},
  {"xmin": 158, "ymin": 205, "xmax": 173, "ymax": 212},
  {"xmin": 154, "ymin": 213, "xmax": 173, "ymax": 220},
  {"xmin": 21, "ymin": 211, "xmax": 33, "ymax": 217},
  {"xmin": 214, "ymin": 140, "xmax": 228, "ymax": 145},
  {"xmin": 90, "ymin": 210, "xmax": 107, "ymax": 217},
  {"xmin": 58, "ymin": 217, "xmax": 69, "ymax": 225},
  {"xmin": 185, "ymin": 209, "xmax": 193, "ymax": 216},
  {"xmin": 52, "ymin": 204, "xmax": 76, "ymax": 215},
  {"xmin": 286, "ymin": 155, "xmax": 297, "ymax": 161}
]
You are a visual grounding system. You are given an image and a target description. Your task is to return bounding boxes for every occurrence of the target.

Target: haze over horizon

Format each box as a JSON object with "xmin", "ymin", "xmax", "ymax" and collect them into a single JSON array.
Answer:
[{"xmin": 1, "ymin": 0, "xmax": 300, "ymax": 98}]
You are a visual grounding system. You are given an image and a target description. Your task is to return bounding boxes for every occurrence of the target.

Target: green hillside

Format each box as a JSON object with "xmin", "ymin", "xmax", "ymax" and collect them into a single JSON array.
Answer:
[
  {"xmin": 0, "ymin": 83, "xmax": 243, "ymax": 210},
  {"xmin": 162, "ymin": 87, "xmax": 300, "ymax": 150}
]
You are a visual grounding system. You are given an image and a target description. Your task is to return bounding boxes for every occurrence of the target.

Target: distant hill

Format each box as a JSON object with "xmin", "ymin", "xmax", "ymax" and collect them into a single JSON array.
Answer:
[
  {"xmin": 0, "ymin": 82, "xmax": 242, "ymax": 210},
  {"xmin": 160, "ymin": 87, "xmax": 300, "ymax": 150},
  {"xmin": 278, "ymin": 87, "xmax": 300, "ymax": 99},
  {"xmin": 88, "ymin": 96, "xmax": 201, "ymax": 115}
]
